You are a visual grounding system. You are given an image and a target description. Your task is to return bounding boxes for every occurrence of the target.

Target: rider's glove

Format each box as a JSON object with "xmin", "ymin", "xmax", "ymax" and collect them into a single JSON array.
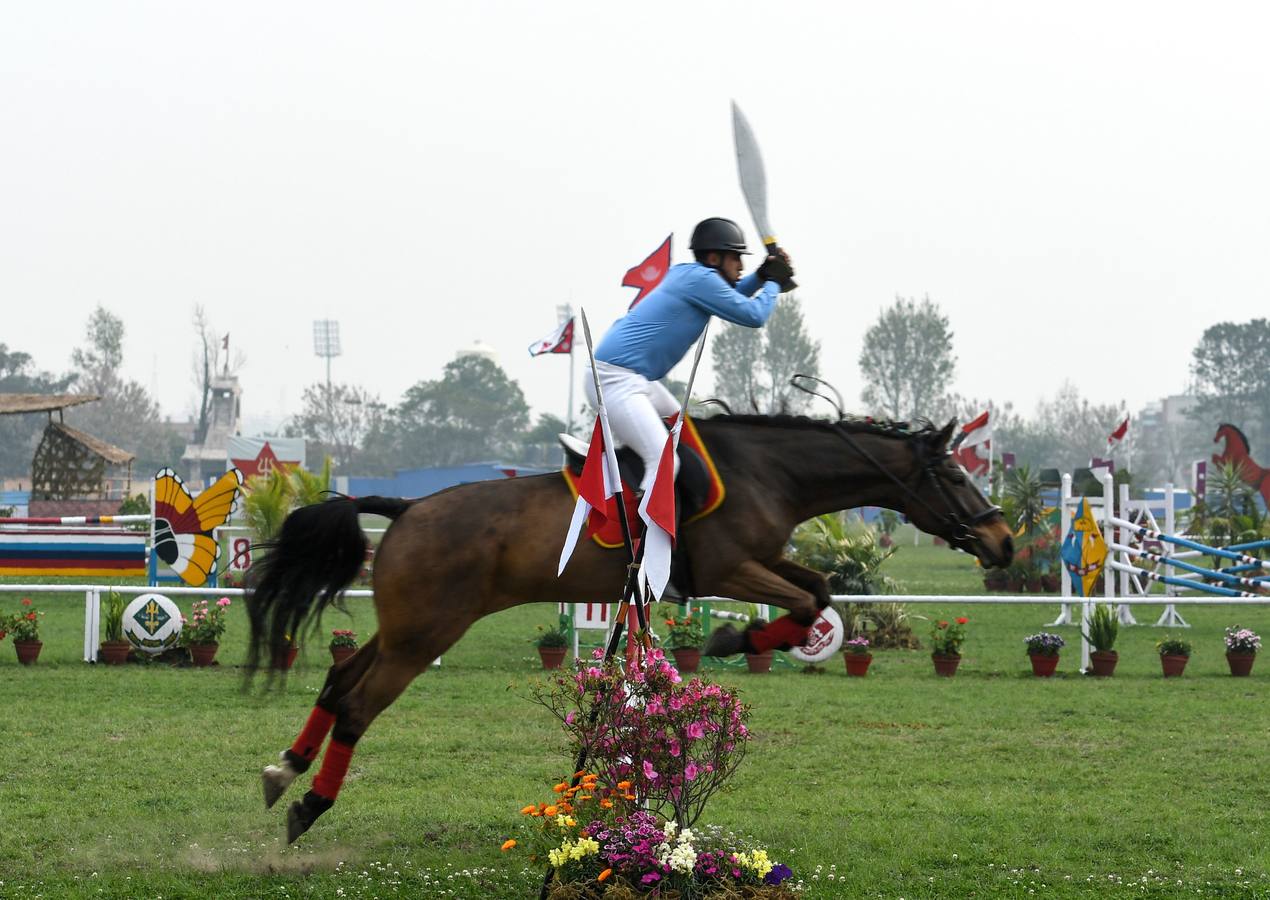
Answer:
[{"xmin": 757, "ymin": 254, "xmax": 796, "ymax": 292}]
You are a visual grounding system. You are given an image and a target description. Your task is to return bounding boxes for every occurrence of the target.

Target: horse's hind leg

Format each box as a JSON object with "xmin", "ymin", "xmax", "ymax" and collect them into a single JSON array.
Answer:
[
  {"xmin": 286, "ymin": 628, "xmax": 465, "ymax": 843},
  {"xmin": 262, "ymin": 635, "xmax": 381, "ymax": 809}
]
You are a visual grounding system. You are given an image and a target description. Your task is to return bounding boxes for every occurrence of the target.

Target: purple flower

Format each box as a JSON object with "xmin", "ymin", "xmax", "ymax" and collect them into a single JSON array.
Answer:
[{"xmin": 764, "ymin": 863, "xmax": 793, "ymax": 885}]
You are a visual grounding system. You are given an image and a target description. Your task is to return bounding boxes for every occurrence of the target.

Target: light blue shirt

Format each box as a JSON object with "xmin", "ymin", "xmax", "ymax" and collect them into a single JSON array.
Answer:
[{"xmin": 594, "ymin": 263, "xmax": 779, "ymax": 380}]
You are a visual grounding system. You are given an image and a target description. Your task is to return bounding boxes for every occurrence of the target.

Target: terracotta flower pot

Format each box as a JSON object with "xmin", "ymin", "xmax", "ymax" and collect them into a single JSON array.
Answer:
[
  {"xmin": 745, "ymin": 651, "xmax": 774, "ymax": 674},
  {"xmin": 1007, "ymin": 577, "xmax": 1024, "ymax": 593},
  {"xmin": 1029, "ymin": 653, "xmax": 1059, "ymax": 677},
  {"xmin": 670, "ymin": 647, "xmax": 702, "ymax": 673},
  {"xmin": 273, "ymin": 646, "xmax": 299, "ymax": 671},
  {"xmin": 100, "ymin": 639, "xmax": 131, "ymax": 666},
  {"xmin": 538, "ymin": 646, "xmax": 567, "ymax": 669},
  {"xmin": 330, "ymin": 644, "xmax": 357, "ymax": 665},
  {"xmin": 1026, "ymin": 576, "xmax": 1042, "ymax": 593},
  {"xmin": 932, "ymin": 653, "xmax": 961, "ymax": 677},
  {"xmin": 14, "ymin": 639, "xmax": 43, "ymax": 665},
  {"xmin": 1227, "ymin": 652, "xmax": 1255, "ymax": 677},
  {"xmin": 1160, "ymin": 654, "xmax": 1189, "ymax": 678},
  {"xmin": 189, "ymin": 642, "xmax": 219, "ymax": 667},
  {"xmin": 1041, "ymin": 574, "xmax": 1059, "ymax": 593},
  {"xmin": 1089, "ymin": 650, "xmax": 1118, "ymax": 677},
  {"xmin": 844, "ymin": 653, "xmax": 873, "ymax": 677}
]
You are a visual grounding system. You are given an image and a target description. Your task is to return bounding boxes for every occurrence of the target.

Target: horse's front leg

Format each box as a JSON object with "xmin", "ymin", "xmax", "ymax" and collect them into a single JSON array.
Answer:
[
  {"xmin": 767, "ymin": 558, "xmax": 832, "ymax": 610},
  {"xmin": 701, "ymin": 559, "xmax": 821, "ymax": 657}
]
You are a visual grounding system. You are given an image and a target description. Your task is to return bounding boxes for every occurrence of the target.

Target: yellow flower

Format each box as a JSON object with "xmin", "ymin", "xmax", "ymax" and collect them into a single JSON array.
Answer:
[{"xmin": 501, "ymin": 839, "xmax": 517, "ymax": 851}]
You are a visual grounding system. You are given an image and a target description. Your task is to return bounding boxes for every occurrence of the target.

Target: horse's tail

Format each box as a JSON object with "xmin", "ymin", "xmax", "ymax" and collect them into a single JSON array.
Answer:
[{"xmin": 245, "ymin": 495, "xmax": 412, "ymax": 674}]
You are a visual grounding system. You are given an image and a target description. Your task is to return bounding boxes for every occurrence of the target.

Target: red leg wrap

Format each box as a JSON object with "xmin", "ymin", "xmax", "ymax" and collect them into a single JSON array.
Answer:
[
  {"xmin": 312, "ymin": 740, "xmax": 355, "ymax": 801},
  {"xmin": 749, "ymin": 615, "xmax": 813, "ymax": 654},
  {"xmin": 290, "ymin": 707, "xmax": 337, "ymax": 763}
]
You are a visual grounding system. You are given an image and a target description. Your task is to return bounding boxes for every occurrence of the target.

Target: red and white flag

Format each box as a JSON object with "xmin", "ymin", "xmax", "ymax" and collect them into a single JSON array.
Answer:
[
  {"xmin": 638, "ymin": 414, "xmax": 681, "ymax": 600},
  {"xmin": 528, "ymin": 317, "xmax": 575, "ymax": 357},
  {"xmin": 952, "ymin": 410, "xmax": 991, "ymax": 476},
  {"xmin": 1106, "ymin": 415, "xmax": 1130, "ymax": 448},
  {"xmin": 622, "ymin": 235, "xmax": 672, "ymax": 309},
  {"xmin": 558, "ymin": 417, "xmax": 618, "ymax": 574}
]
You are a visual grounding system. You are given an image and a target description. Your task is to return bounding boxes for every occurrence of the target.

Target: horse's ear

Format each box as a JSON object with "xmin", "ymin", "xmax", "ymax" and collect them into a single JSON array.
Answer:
[{"xmin": 936, "ymin": 419, "xmax": 957, "ymax": 452}]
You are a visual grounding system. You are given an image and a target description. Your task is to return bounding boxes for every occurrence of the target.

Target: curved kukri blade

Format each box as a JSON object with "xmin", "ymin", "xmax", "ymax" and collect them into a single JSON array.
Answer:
[{"xmin": 731, "ymin": 100, "xmax": 774, "ymax": 244}]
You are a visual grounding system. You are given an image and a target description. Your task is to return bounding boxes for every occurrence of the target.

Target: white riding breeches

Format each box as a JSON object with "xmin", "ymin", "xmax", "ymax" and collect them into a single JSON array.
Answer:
[{"xmin": 584, "ymin": 362, "xmax": 681, "ymax": 495}]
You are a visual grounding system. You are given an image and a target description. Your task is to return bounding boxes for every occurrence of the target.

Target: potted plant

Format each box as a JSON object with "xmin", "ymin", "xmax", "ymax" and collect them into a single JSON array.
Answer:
[
  {"xmin": 842, "ymin": 635, "xmax": 872, "ymax": 676},
  {"xmin": 6, "ymin": 597, "xmax": 44, "ymax": 665},
  {"xmin": 100, "ymin": 589, "xmax": 131, "ymax": 665},
  {"xmin": 1224, "ymin": 626, "xmax": 1260, "ymax": 677},
  {"xmin": 534, "ymin": 621, "xmax": 569, "ymax": 669},
  {"xmin": 663, "ymin": 614, "xmax": 704, "ymax": 673},
  {"xmin": 182, "ymin": 597, "xmax": 231, "ymax": 667},
  {"xmin": 1023, "ymin": 631, "xmax": 1064, "ymax": 677},
  {"xmin": 929, "ymin": 616, "xmax": 968, "ymax": 676},
  {"xmin": 273, "ymin": 633, "xmax": 299, "ymax": 671},
  {"xmin": 1156, "ymin": 635, "xmax": 1192, "ymax": 678},
  {"xmin": 1084, "ymin": 603, "xmax": 1119, "ymax": 677},
  {"xmin": 329, "ymin": 629, "xmax": 358, "ymax": 664}
]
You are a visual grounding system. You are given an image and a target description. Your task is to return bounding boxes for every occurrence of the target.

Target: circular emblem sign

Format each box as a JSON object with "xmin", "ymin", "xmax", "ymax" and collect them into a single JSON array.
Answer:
[
  {"xmin": 788, "ymin": 606, "xmax": 843, "ymax": 664},
  {"xmin": 122, "ymin": 593, "xmax": 183, "ymax": 654}
]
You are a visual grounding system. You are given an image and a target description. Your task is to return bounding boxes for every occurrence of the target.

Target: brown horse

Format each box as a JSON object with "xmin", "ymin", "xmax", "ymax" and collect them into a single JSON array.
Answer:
[
  {"xmin": 1213, "ymin": 423, "xmax": 1270, "ymax": 507},
  {"xmin": 247, "ymin": 414, "xmax": 1013, "ymax": 842}
]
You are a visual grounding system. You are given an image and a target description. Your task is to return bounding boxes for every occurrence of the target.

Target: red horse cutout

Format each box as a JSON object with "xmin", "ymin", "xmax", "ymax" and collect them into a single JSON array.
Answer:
[{"xmin": 1213, "ymin": 423, "xmax": 1270, "ymax": 507}]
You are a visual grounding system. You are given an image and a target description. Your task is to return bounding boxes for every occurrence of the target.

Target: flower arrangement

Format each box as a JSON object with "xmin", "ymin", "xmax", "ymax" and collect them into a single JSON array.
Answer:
[
  {"xmin": 4, "ymin": 598, "xmax": 42, "ymax": 642},
  {"xmin": 663, "ymin": 614, "xmax": 704, "ymax": 650},
  {"xmin": 329, "ymin": 629, "xmax": 358, "ymax": 649},
  {"xmin": 530, "ymin": 648, "xmax": 751, "ymax": 828},
  {"xmin": 506, "ymin": 774, "xmax": 794, "ymax": 895},
  {"xmin": 1225, "ymin": 627, "xmax": 1261, "ymax": 655},
  {"xmin": 534, "ymin": 622, "xmax": 570, "ymax": 649},
  {"xmin": 182, "ymin": 597, "xmax": 231, "ymax": 646},
  {"xmin": 1156, "ymin": 635, "xmax": 1193, "ymax": 658},
  {"xmin": 1023, "ymin": 632, "xmax": 1065, "ymax": 657},
  {"xmin": 843, "ymin": 636, "xmax": 871, "ymax": 655},
  {"xmin": 929, "ymin": 616, "xmax": 969, "ymax": 656}
]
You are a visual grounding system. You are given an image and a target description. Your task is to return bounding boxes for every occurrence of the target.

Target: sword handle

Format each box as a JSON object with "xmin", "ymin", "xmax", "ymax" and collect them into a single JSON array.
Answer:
[{"xmin": 762, "ymin": 240, "xmax": 797, "ymax": 290}]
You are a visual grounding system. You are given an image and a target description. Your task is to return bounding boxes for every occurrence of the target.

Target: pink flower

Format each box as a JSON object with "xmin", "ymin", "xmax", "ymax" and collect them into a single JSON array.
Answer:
[
  {"xmin": 684, "ymin": 763, "xmax": 699, "ymax": 781},
  {"xmin": 642, "ymin": 760, "xmax": 658, "ymax": 781},
  {"xmin": 216, "ymin": 597, "xmax": 231, "ymax": 607},
  {"xmin": 686, "ymin": 721, "xmax": 705, "ymax": 740}
]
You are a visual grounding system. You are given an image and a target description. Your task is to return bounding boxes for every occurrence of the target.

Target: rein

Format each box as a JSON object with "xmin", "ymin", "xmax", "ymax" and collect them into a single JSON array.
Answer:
[{"xmin": 828, "ymin": 423, "xmax": 1001, "ymax": 550}]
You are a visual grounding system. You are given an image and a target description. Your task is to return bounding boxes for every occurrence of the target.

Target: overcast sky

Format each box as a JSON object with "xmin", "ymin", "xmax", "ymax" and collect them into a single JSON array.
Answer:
[{"xmin": 4, "ymin": 2, "xmax": 1268, "ymax": 436}]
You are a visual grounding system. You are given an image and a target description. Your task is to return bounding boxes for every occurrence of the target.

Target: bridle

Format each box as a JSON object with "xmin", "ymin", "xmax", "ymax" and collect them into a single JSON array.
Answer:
[{"xmin": 790, "ymin": 375, "xmax": 1002, "ymax": 550}]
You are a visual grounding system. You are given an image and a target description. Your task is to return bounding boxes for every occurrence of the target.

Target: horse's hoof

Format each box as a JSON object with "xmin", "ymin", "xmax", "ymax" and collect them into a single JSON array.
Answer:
[
  {"xmin": 263, "ymin": 754, "xmax": 298, "ymax": 809},
  {"xmin": 287, "ymin": 791, "xmax": 334, "ymax": 844},
  {"xmin": 703, "ymin": 624, "xmax": 744, "ymax": 657}
]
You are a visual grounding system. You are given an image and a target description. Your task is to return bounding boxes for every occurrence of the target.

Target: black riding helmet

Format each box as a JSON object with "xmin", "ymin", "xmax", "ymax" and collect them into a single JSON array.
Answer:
[{"xmin": 689, "ymin": 217, "xmax": 750, "ymax": 255}]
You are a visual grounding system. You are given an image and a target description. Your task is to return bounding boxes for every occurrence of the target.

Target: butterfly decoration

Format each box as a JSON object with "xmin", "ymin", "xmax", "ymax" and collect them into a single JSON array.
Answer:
[{"xmin": 153, "ymin": 467, "xmax": 244, "ymax": 586}]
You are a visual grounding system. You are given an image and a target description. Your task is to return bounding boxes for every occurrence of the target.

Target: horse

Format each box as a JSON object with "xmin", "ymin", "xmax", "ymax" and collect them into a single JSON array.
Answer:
[
  {"xmin": 1213, "ymin": 423, "xmax": 1270, "ymax": 507},
  {"xmin": 246, "ymin": 413, "xmax": 1014, "ymax": 842}
]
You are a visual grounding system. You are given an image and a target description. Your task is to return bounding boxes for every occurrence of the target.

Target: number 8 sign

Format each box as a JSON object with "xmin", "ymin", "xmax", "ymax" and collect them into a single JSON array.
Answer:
[{"xmin": 230, "ymin": 536, "xmax": 253, "ymax": 571}]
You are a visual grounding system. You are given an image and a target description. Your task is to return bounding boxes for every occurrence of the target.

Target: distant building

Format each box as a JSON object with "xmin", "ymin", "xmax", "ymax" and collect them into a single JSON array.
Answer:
[
  {"xmin": 181, "ymin": 373, "xmax": 242, "ymax": 488},
  {"xmin": 340, "ymin": 462, "xmax": 551, "ymax": 500}
]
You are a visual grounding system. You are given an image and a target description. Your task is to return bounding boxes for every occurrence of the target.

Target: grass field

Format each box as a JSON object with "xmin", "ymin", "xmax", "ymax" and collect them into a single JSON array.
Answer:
[{"xmin": 2, "ymin": 536, "xmax": 1270, "ymax": 898}]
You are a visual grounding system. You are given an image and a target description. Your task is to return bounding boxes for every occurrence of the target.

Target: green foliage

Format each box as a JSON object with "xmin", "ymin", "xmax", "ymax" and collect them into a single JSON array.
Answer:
[
  {"xmin": 241, "ymin": 468, "xmax": 293, "ymax": 545},
  {"xmin": 788, "ymin": 513, "xmax": 899, "ymax": 596},
  {"xmin": 0, "ymin": 343, "xmax": 77, "ymax": 477},
  {"xmin": 928, "ymin": 615, "xmax": 969, "ymax": 656},
  {"xmin": 858, "ymin": 294, "xmax": 956, "ymax": 420},
  {"xmin": 661, "ymin": 612, "xmax": 704, "ymax": 650},
  {"xmin": 533, "ymin": 620, "xmax": 569, "ymax": 649},
  {"xmin": 1084, "ymin": 603, "xmax": 1119, "ymax": 652},
  {"xmin": 1189, "ymin": 318, "xmax": 1270, "ymax": 447},
  {"xmin": 116, "ymin": 492, "xmax": 149, "ymax": 517},
  {"xmin": 1190, "ymin": 462, "xmax": 1265, "ymax": 546},
  {"xmin": 1157, "ymin": 635, "xmax": 1193, "ymax": 657},
  {"xmin": 389, "ymin": 355, "xmax": 530, "ymax": 467},
  {"xmin": 285, "ymin": 382, "xmax": 386, "ymax": 473},
  {"xmin": 1003, "ymin": 464, "xmax": 1046, "ymax": 535},
  {"xmin": 711, "ymin": 296, "xmax": 821, "ymax": 414},
  {"xmin": 103, "ymin": 590, "xmax": 126, "ymax": 642},
  {"xmin": 329, "ymin": 628, "xmax": 358, "ymax": 649}
]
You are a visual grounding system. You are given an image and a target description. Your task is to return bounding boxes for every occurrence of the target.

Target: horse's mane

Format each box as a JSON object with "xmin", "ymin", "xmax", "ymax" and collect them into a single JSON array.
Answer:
[{"xmin": 701, "ymin": 412, "xmax": 942, "ymax": 441}]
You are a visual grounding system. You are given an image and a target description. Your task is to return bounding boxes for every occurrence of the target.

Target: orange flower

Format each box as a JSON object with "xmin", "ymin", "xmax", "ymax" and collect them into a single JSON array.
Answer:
[
  {"xmin": 600, "ymin": 799, "xmax": 613, "ymax": 809},
  {"xmin": 520, "ymin": 805, "xmax": 537, "ymax": 815},
  {"xmin": 553, "ymin": 782, "xmax": 568, "ymax": 793},
  {"xmin": 574, "ymin": 770, "xmax": 588, "ymax": 778},
  {"xmin": 665, "ymin": 619, "xmax": 675, "ymax": 626},
  {"xmin": 623, "ymin": 794, "xmax": 636, "ymax": 801},
  {"xmin": 616, "ymin": 780, "xmax": 632, "ymax": 790},
  {"xmin": 501, "ymin": 839, "xmax": 517, "ymax": 851},
  {"xmin": 578, "ymin": 794, "xmax": 592, "ymax": 801},
  {"xmin": 560, "ymin": 801, "xmax": 574, "ymax": 813},
  {"xmin": 544, "ymin": 805, "xmax": 558, "ymax": 816},
  {"xmin": 598, "ymin": 868, "xmax": 613, "ymax": 882},
  {"xmin": 956, "ymin": 616, "xmax": 969, "ymax": 625}
]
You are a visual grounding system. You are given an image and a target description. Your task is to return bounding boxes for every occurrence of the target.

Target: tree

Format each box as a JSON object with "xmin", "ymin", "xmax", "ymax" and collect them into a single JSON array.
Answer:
[
  {"xmin": 388, "ymin": 356, "xmax": 530, "ymax": 467},
  {"xmin": 286, "ymin": 382, "xmax": 384, "ymax": 472},
  {"xmin": 711, "ymin": 297, "xmax": 821, "ymax": 414},
  {"xmin": 858, "ymin": 295, "xmax": 956, "ymax": 421},
  {"xmin": 1189, "ymin": 319, "xmax": 1270, "ymax": 447},
  {"xmin": 991, "ymin": 382, "xmax": 1125, "ymax": 472},
  {"xmin": 63, "ymin": 306, "xmax": 186, "ymax": 479}
]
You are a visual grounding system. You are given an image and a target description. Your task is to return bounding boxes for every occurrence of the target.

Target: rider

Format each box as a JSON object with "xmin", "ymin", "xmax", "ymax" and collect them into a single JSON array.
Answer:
[{"xmin": 586, "ymin": 217, "xmax": 795, "ymax": 495}]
